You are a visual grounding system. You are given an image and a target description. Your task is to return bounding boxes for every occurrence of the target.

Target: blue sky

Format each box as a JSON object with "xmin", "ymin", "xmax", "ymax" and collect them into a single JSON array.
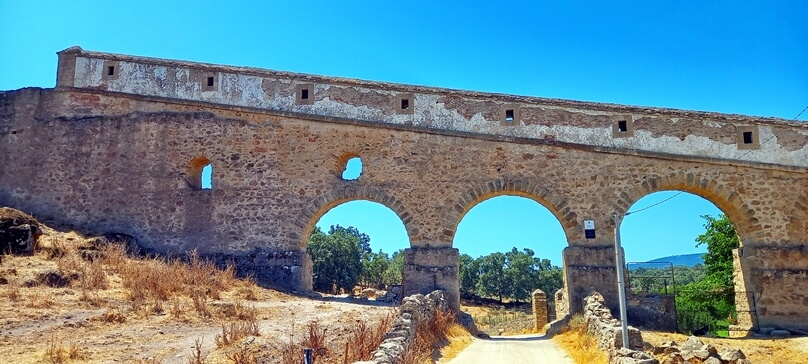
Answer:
[{"xmin": 2, "ymin": 1, "xmax": 805, "ymax": 264}]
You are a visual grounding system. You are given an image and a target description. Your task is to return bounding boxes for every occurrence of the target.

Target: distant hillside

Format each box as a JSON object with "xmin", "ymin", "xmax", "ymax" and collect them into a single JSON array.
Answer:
[{"xmin": 645, "ymin": 253, "xmax": 704, "ymax": 267}]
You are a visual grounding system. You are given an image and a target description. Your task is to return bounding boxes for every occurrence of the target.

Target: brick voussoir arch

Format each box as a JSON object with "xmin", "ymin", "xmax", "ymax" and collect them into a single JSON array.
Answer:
[
  {"xmin": 444, "ymin": 178, "xmax": 576, "ymax": 242},
  {"xmin": 298, "ymin": 185, "xmax": 414, "ymax": 249},
  {"xmin": 616, "ymin": 172, "xmax": 761, "ymax": 245}
]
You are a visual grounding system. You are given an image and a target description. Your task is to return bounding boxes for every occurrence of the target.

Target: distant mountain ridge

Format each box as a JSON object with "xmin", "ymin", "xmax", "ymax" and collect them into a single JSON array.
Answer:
[{"xmin": 645, "ymin": 253, "xmax": 704, "ymax": 267}]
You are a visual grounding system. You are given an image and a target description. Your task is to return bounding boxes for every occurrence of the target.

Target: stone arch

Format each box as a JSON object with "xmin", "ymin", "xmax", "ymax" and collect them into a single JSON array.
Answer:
[
  {"xmin": 614, "ymin": 172, "xmax": 762, "ymax": 246},
  {"xmin": 443, "ymin": 179, "xmax": 577, "ymax": 243},
  {"xmin": 297, "ymin": 185, "xmax": 414, "ymax": 249}
]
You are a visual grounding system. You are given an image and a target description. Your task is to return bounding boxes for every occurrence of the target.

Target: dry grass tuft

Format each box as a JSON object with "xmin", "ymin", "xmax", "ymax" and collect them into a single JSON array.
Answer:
[
  {"xmin": 225, "ymin": 345, "xmax": 257, "ymax": 364},
  {"xmin": 187, "ymin": 337, "xmax": 208, "ymax": 364},
  {"xmin": 341, "ymin": 312, "xmax": 395, "ymax": 362},
  {"xmin": 552, "ymin": 313, "xmax": 607, "ymax": 364},
  {"xmin": 96, "ymin": 309, "xmax": 127, "ymax": 323},
  {"xmin": 300, "ymin": 321, "xmax": 328, "ymax": 361},
  {"xmin": 45, "ymin": 335, "xmax": 87, "ymax": 363},
  {"xmin": 215, "ymin": 319, "xmax": 260, "ymax": 348}
]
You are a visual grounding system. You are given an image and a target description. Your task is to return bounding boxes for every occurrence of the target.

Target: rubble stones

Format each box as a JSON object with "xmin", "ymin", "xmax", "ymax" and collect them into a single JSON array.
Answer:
[
  {"xmin": 582, "ymin": 292, "xmax": 657, "ymax": 364},
  {"xmin": 651, "ymin": 336, "xmax": 749, "ymax": 364},
  {"xmin": 0, "ymin": 208, "xmax": 42, "ymax": 255}
]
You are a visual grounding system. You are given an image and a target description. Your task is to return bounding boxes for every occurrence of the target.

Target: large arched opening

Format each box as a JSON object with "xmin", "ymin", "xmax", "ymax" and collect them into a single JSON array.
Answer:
[
  {"xmin": 301, "ymin": 197, "xmax": 410, "ymax": 300},
  {"xmin": 620, "ymin": 189, "xmax": 751, "ymax": 335},
  {"xmin": 452, "ymin": 192, "xmax": 569, "ymax": 334}
]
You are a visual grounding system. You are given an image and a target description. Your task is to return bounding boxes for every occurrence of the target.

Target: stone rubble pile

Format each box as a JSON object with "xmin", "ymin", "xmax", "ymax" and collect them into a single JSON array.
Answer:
[
  {"xmin": 583, "ymin": 292, "xmax": 658, "ymax": 364},
  {"xmin": 652, "ymin": 336, "xmax": 750, "ymax": 364},
  {"xmin": 359, "ymin": 286, "xmax": 401, "ymax": 303},
  {"xmin": 354, "ymin": 290, "xmax": 447, "ymax": 364}
]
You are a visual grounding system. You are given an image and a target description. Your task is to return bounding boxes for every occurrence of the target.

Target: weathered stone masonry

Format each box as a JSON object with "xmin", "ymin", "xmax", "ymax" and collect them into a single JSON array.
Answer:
[{"xmin": 1, "ymin": 47, "xmax": 807, "ymax": 330}]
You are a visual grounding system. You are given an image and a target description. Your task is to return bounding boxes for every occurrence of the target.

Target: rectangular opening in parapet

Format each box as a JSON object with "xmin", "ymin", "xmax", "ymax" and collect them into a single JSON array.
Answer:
[
  {"xmin": 301, "ymin": 88, "xmax": 309, "ymax": 100},
  {"xmin": 743, "ymin": 131, "xmax": 754, "ymax": 144},
  {"xmin": 107, "ymin": 65, "xmax": 115, "ymax": 76},
  {"xmin": 206, "ymin": 77, "xmax": 214, "ymax": 87},
  {"xmin": 505, "ymin": 109, "xmax": 515, "ymax": 121},
  {"xmin": 618, "ymin": 120, "xmax": 628, "ymax": 133},
  {"xmin": 401, "ymin": 99, "xmax": 410, "ymax": 110}
]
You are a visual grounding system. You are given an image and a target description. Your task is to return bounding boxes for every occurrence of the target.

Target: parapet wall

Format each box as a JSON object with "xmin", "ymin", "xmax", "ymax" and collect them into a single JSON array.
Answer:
[{"xmin": 57, "ymin": 47, "xmax": 808, "ymax": 168}]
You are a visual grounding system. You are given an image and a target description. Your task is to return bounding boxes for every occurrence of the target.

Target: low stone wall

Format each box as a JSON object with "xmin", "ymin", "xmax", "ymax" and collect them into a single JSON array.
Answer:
[
  {"xmin": 355, "ymin": 290, "xmax": 448, "ymax": 364},
  {"xmin": 626, "ymin": 293, "xmax": 677, "ymax": 331},
  {"xmin": 583, "ymin": 292, "xmax": 658, "ymax": 364}
]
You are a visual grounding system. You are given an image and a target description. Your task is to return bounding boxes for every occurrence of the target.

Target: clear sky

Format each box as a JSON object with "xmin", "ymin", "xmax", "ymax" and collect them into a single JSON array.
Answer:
[{"xmin": 2, "ymin": 1, "xmax": 805, "ymax": 265}]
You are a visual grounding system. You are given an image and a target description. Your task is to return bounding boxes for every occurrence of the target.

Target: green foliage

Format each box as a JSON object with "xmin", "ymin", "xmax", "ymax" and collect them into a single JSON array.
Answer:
[
  {"xmin": 307, "ymin": 225, "xmax": 364, "ymax": 294},
  {"xmin": 476, "ymin": 252, "xmax": 507, "ymax": 302},
  {"xmin": 696, "ymin": 214, "xmax": 739, "ymax": 286},
  {"xmin": 360, "ymin": 250, "xmax": 390, "ymax": 288},
  {"xmin": 460, "ymin": 247, "xmax": 564, "ymax": 304},
  {"xmin": 459, "ymin": 254, "xmax": 479, "ymax": 297},
  {"xmin": 381, "ymin": 249, "xmax": 404, "ymax": 286},
  {"xmin": 676, "ymin": 214, "xmax": 740, "ymax": 334}
]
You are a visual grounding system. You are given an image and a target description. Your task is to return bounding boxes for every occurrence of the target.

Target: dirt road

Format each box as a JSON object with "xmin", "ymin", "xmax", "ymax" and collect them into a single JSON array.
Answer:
[{"xmin": 444, "ymin": 334, "xmax": 574, "ymax": 363}]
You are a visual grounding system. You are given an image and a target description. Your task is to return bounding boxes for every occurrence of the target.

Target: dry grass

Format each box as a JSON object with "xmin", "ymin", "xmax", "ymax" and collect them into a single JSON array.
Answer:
[
  {"xmin": 225, "ymin": 345, "xmax": 257, "ymax": 364},
  {"xmin": 44, "ymin": 335, "xmax": 87, "ymax": 363},
  {"xmin": 214, "ymin": 319, "xmax": 260, "ymax": 348},
  {"xmin": 401, "ymin": 308, "xmax": 456, "ymax": 364},
  {"xmin": 187, "ymin": 337, "xmax": 208, "ymax": 364},
  {"xmin": 341, "ymin": 312, "xmax": 395, "ymax": 362},
  {"xmin": 552, "ymin": 314, "xmax": 607, "ymax": 364},
  {"xmin": 300, "ymin": 321, "xmax": 328, "ymax": 361},
  {"xmin": 434, "ymin": 323, "xmax": 474, "ymax": 362}
]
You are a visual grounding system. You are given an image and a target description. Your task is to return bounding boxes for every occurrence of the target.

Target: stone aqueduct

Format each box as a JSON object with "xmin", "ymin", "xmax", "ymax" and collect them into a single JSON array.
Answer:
[{"xmin": 1, "ymin": 47, "xmax": 807, "ymax": 331}]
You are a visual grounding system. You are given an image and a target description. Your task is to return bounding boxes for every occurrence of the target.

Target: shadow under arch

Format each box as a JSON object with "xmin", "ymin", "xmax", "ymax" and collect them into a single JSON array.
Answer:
[
  {"xmin": 444, "ymin": 179, "xmax": 577, "ymax": 244},
  {"xmin": 298, "ymin": 185, "xmax": 414, "ymax": 249},
  {"xmin": 614, "ymin": 172, "xmax": 762, "ymax": 246}
]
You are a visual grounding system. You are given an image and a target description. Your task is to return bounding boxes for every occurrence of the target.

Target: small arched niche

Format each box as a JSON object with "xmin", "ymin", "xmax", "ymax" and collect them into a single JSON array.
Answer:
[{"xmin": 188, "ymin": 156, "xmax": 213, "ymax": 190}]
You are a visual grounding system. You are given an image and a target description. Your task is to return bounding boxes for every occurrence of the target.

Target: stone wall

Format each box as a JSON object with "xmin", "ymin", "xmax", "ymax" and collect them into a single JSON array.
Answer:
[
  {"xmin": 626, "ymin": 294, "xmax": 677, "ymax": 332},
  {"xmin": 1, "ymin": 48, "xmax": 807, "ymax": 327},
  {"xmin": 582, "ymin": 292, "xmax": 658, "ymax": 364},
  {"xmin": 355, "ymin": 290, "xmax": 447, "ymax": 364}
]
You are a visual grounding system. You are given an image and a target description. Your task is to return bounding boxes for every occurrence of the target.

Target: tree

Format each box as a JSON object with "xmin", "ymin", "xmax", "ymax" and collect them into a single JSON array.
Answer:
[
  {"xmin": 382, "ymin": 249, "xmax": 405, "ymax": 286},
  {"xmin": 307, "ymin": 225, "xmax": 365, "ymax": 294},
  {"xmin": 459, "ymin": 254, "xmax": 480, "ymax": 298},
  {"xmin": 360, "ymin": 250, "xmax": 390, "ymax": 288},
  {"xmin": 328, "ymin": 225, "xmax": 371, "ymax": 254},
  {"xmin": 695, "ymin": 214, "xmax": 739, "ymax": 287},
  {"xmin": 476, "ymin": 252, "xmax": 507, "ymax": 302},
  {"xmin": 676, "ymin": 214, "xmax": 740, "ymax": 334},
  {"xmin": 505, "ymin": 248, "xmax": 537, "ymax": 302}
]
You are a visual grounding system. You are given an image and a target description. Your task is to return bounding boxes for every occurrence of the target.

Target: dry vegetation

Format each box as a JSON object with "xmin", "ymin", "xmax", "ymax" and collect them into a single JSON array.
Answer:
[
  {"xmin": 0, "ymin": 225, "xmax": 395, "ymax": 363},
  {"xmin": 551, "ymin": 314, "xmax": 608, "ymax": 364}
]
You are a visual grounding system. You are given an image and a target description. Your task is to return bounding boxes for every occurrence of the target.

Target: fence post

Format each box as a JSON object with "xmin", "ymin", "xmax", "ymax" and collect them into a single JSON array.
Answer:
[{"xmin": 303, "ymin": 348, "xmax": 313, "ymax": 364}]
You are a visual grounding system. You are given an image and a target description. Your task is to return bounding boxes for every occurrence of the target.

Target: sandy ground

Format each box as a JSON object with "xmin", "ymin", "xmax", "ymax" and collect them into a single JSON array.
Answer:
[{"xmin": 443, "ymin": 334, "xmax": 573, "ymax": 364}]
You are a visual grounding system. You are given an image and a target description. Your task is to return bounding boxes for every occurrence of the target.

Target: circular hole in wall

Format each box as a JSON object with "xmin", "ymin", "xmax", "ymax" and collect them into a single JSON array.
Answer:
[{"xmin": 341, "ymin": 157, "xmax": 363, "ymax": 180}]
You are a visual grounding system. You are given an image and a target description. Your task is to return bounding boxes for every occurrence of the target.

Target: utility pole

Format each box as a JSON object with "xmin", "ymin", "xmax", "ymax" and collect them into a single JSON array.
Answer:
[{"xmin": 613, "ymin": 212, "xmax": 630, "ymax": 349}]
